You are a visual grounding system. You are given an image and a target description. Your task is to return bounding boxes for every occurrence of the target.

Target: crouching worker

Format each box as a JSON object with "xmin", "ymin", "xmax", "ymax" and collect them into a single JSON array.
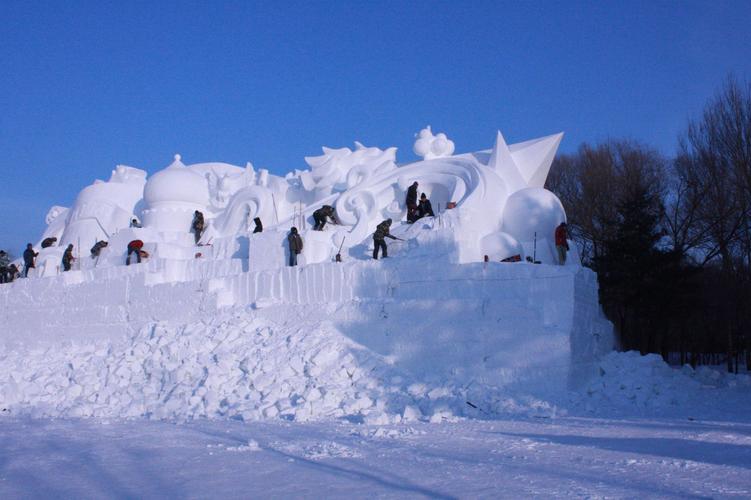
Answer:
[
  {"xmin": 313, "ymin": 205, "xmax": 338, "ymax": 231},
  {"xmin": 62, "ymin": 244, "xmax": 75, "ymax": 271},
  {"xmin": 417, "ymin": 193, "xmax": 434, "ymax": 219},
  {"xmin": 90, "ymin": 240, "xmax": 108, "ymax": 258},
  {"xmin": 373, "ymin": 219, "xmax": 398, "ymax": 260},
  {"xmin": 7, "ymin": 264, "xmax": 20, "ymax": 282},
  {"xmin": 287, "ymin": 227, "xmax": 303, "ymax": 266},
  {"xmin": 126, "ymin": 239, "xmax": 144, "ymax": 265},
  {"xmin": 41, "ymin": 237, "xmax": 57, "ymax": 248}
]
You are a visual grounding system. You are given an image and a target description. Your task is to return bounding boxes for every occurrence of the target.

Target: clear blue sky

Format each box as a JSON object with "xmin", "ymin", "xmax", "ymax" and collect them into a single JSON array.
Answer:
[{"xmin": 1, "ymin": 0, "xmax": 750, "ymax": 255}]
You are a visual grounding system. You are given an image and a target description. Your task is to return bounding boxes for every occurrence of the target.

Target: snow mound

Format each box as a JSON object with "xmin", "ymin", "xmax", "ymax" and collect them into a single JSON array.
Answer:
[
  {"xmin": 0, "ymin": 310, "xmax": 508, "ymax": 422},
  {"xmin": 572, "ymin": 351, "xmax": 751, "ymax": 416}
]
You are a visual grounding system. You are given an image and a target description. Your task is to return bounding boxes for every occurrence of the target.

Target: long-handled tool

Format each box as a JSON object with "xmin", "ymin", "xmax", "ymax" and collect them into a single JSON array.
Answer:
[{"xmin": 335, "ymin": 236, "xmax": 346, "ymax": 262}]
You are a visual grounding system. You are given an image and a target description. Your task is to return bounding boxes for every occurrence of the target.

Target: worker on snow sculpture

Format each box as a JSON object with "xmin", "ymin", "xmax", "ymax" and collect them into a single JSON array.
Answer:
[
  {"xmin": 287, "ymin": 227, "xmax": 303, "ymax": 266},
  {"xmin": 130, "ymin": 218, "xmax": 142, "ymax": 228},
  {"xmin": 406, "ymin": 181, "xmax": 419, "ymax": 223},
  {"xmin": 0, "ymin": 250, "xmax": 9, "ymax": 283},
  {"xmin": 41, "ymin": 237, "xmax": 57, "ymax": 248},
  {"xmin": 191, "ymin": 210, "xmax": 205, "ymax": 245},
  {"xmin": 23, "ymin": 243, "xmax": 38, "ymax": 278},
  {"xmin": 373, "ymin": 219, "xmax": 398, "ymax": 260},
  {"xmin": 417, "ymin": 193, "xmax": 434, "ymax": 219},
  {"xmin": 90, "ymin": 240, "xmax": 108, "ymax": 258},
  {"xmin": 253, "ymin": 217, "xmax": 263, "ymax": 233},
  {"xmin": 312, "ymin": 205, "xmax": 339, "ymax": 231},
  {"xmin": 555, "ymin": 222, "xmax": 569, "ymax": 265},
  {"xmin": 62, "ymin": 244, "xmax": 75, "ymax": 272},
  {"xmin": 7, "ymin": 264, "xmax": 19, "ymax": 282},
  {"xmin": 126, "ymin": 239, "xmax": 144, "ymax": 265}
]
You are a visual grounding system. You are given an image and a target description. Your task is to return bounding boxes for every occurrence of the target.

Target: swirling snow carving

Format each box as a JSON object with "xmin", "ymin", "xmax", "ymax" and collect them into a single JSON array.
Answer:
[
  {"xmin": 302, "ymin": 142, "xmax": 397, "ymax": 200},
  {"xmin": 212, "ymin": 185, "xmax": 275, "ymax": 237},
  {"xmin": 335, "ymin": 155, "xmax": 507, "ymax": 244}
]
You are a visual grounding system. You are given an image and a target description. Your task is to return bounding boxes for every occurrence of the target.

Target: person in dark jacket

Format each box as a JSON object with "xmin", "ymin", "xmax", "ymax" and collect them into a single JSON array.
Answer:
[
  {"xmin": 312, "ymin": 205, "xmax": 338, "ymax": 231},
  {"xmin": 253, "ymin": 217, "xmax": 263, "ymax": 233},
  {"xmin": 287, "ymin": 227, "xmax": 303, "ymax": 266},
  {"xmin": 554, "ymin": 222, "xmax": 569, "ymax": 265},
  {"xmin": 0, "ymin": 250, "xmax": 9, "ymax": 283},
  {"xmin": 417, "ymin": 193, "xmax": 434, "ymax": 219},
  {"xmin": 126, "ymin": 240, "xmax": 144, "ymax": 265},
  {"xmin": 23, "ymin": 243, "xmax": 38, "ymax": 278},
  {"xmin": 90, "ymin": 240, "xmax": 108, "ymax": 258},
  {"xmin": 62, "ymin": 244, "xmax": 75, "ymax": 272},
  {"xmin": 7, "ymin": 264, "xmax": 20, "ymax": 282},
  {"xmin": 373, "ymin": 219, "xmax": 398, "ymax": 259},
  {"xmin": 192, "ymin": 210, "xmax": 205, "ymax": 244},
  {"xmin": 41, "ymin": 237, "xmax": 58, "ymax": 248},
  {"xmin": 406, "ymin": 181, "xmax": 419, "ymax": 223}
]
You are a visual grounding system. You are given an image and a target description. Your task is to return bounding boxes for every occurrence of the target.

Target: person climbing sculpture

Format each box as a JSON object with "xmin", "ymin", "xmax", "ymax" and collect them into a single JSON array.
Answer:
[
  {"xmin": 191, "ymin": 210, "xmax": 205, "ymax": 245},
  {"xmin": 253, "ymin": 217, "xmax": 263, "ymax": 233},
  {"xmin": 62, "ymin": 244, "xmax": 75, "ymax": 272},
  {"xmin": 373, "ymin": 219, "xmax": 399, "ymax": 260},
  {"xmin": 406, "ymin": 181, "xmax": 419, "ymax": 223},
  {"xmin": 312, "ymin": 205, "xmax": 338, "ymax": 231},
  {"xmin": 287, "ymin": 227, "xmax": 303, "ymax": 266},
  {"xmin": 555, "ymin": 222, "xmax": 569, "ymax": 265},
  {"xmin": 417, "ymin": 193, "xmax": 434, "ymax": 219}
]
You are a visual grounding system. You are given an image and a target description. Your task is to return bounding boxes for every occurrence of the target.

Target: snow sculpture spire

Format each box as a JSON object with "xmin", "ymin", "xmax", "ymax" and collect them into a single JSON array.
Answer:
[
  {"xmin": 509, "ymin": 132, "xmax": 564, "ymax": 188},
  {"xmin": 488, "ymin": 131, "xmax": 564, "ymax": 191},
  {"xmin": 487, "ymin": 131, "xmax": 527, "ymax": 193}
]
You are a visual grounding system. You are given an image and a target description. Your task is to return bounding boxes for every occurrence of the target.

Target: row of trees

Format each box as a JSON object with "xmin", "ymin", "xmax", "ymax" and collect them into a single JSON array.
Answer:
[{"xmin": 546, "ymin": 77, "xmax": 751, "ymax": 371}]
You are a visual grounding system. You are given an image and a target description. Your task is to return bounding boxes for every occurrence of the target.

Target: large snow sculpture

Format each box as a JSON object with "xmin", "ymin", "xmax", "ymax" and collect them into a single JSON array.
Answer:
[
  {"xmin": 413, "ymin": 126, "xmax": 455, "ymax": 160},
  {"xmin": 28, "ymin": 127, "xmax": 573, "ymax": 273}
]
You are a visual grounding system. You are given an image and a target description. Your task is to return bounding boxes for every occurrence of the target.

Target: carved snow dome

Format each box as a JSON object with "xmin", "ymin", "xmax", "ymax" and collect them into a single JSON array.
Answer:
[
  {"xmin": 144, "ymin": 154, "xmax": 210, "ymax": 208},
  {"xmin": 142, "ymin": 154, "xmax": 211, "ymax": 233}
]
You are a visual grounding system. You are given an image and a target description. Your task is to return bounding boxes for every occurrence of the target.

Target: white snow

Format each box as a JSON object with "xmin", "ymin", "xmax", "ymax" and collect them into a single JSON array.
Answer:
[{"xmin": 1, "ymin": 412, "xmax": 750, "ymax": 498}]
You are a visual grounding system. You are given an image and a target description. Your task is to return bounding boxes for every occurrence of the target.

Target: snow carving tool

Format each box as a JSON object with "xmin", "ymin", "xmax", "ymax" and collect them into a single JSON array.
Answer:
[{"xmin": 335, "ymin": 236, "xmax": 346, "ymax": 262}]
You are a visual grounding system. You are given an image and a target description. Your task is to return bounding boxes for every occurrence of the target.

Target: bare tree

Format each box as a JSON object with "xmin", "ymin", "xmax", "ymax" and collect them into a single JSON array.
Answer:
[{"xmin": 547, "ymin": 141, "xmax": 667, "ymax": 266}]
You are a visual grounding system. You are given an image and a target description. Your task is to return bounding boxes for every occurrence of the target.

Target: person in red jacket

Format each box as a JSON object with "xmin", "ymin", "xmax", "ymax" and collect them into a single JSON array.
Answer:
[
  {"xmin": 126, "ymin": 240, "xmax": 144, "ymax": 265},
  {"xmin": 555, "ymin": 222, "xmax": 569, "ymax": 265}
]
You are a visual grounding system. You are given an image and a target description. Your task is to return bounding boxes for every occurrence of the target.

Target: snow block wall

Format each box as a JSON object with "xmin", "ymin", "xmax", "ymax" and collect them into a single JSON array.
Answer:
[{"xmin": 0, "ymin": 258, "xmax": 613, "ymax": 421}]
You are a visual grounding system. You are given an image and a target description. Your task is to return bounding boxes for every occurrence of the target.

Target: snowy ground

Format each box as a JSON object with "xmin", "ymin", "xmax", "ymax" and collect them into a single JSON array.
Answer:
[{"xmin": 1, "ymin": 414, "xmax": 750, "ymax": 498}]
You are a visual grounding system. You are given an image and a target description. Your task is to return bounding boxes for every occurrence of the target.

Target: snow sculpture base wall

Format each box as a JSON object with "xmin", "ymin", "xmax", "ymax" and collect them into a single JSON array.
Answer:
[{"xmin": 0, "ymin": 260, "xmax": 613, "ymax": 420}]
